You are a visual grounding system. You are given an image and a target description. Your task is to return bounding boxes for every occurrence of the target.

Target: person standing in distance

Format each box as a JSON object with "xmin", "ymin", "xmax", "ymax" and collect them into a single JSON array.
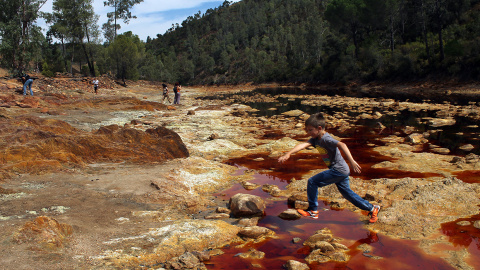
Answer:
[
  {"xmin": 278, "ymin": 112, "xmax": 381, "ymax": 223},
  {"xmin": 92, "ymin": 77, "xmax": 99, "ymax": 94},
  {"xmin": 173, "ymin": 82, "xmax": 181, "ymax": 104},
  {"xmin": 162, "ymin": 83, "xmax": 172, "ymax": 103}
]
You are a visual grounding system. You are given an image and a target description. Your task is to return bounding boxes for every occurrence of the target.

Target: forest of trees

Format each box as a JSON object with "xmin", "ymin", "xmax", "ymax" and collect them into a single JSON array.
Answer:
[{"xmin": 1, "ymin": 0, "xmax": 480, "ymax": 85}]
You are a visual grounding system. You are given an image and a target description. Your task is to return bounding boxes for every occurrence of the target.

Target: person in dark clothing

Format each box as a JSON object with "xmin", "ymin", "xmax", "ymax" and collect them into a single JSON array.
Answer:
[
  {"xmin": 22, "ymin": 74, "xmax": 34, "ymax": 96},
  {"xmin": 173, "ymin": 82, "xmax": 181, "ymax": 104}
]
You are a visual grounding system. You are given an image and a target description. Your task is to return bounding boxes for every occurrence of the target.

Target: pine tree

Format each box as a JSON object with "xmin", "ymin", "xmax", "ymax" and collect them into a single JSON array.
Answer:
[
  {"xmin": 103, "ymin": 0, "xmax": 144, "ymax": 39},
  {"xmin": 0, "ymin": 0, "xmax": 47, "ymax": 72},
  {"xmin": 47, "ymin": 0, "xmax": 99, "ymax": 76}
]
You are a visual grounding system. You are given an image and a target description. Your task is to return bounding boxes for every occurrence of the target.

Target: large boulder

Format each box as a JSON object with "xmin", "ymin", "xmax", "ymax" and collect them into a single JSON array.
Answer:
[
  {"xmin": 165, "ymin": 252, "xmax": 205, "ymax": 270},
  {"xmin": 303, "ymin": 228, "xmax": 350, "ymax": 264},
  {"xmin": 284, "ymin": 260, "xmax": 310, "ymax": 270},
  {"xmin": 238, "ymin": 226, "xmax": 275, "ymax": 239},
  {"xmin": 282, "ymin": 109, "xmax": 306, "ymax": 118},
  {"xmin": 278, "ymin": 209, "xmax": 302, "ymax": 220},
  {"xmin": 406, "ymin": 133, "xmax": 428, "ymax": 144},
  {"xmin": 427, "ymin": 117, "xmax": 456, "ymax": 127},
  {"xmin": 229, "ymin": 193, "xmax": 265, "ymax": 217}
]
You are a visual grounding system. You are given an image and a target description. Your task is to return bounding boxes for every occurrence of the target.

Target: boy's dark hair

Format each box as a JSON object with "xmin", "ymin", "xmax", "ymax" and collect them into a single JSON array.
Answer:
[
  {"xmin": 162, "ymin": 83, "xmax": 167, "ymax": 88},
  {"xmin": 305, "ymin": 112, "xmax": 326, "ymax": 129}
]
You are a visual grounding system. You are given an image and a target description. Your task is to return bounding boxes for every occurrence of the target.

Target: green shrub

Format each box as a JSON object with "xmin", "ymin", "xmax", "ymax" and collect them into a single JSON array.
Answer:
[{"xmin": 41, "ymin": 62, "xmax": 54, "ymax": 77}]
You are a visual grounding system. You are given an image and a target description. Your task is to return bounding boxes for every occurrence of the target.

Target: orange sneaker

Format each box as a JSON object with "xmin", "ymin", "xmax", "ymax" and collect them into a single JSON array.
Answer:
[
  {"xmin": 297, "ymin": 209, "xmax": 319, "ymax": 219},
  {"xmin": 369, "ymin": 205, "xmax": 381, "ymax": 223}
]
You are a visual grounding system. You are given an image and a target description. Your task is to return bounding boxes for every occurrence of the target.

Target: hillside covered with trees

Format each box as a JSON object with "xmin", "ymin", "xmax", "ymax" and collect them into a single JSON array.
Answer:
[{"xmin": 2, "ymin": 0, "xmax": 480, "ymax": 85}]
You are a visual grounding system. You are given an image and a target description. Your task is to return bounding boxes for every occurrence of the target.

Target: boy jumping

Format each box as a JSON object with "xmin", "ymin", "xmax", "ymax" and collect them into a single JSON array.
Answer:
[{"xmin": 278, "ymin": 112, "xmax": 380, "ymax": 223}]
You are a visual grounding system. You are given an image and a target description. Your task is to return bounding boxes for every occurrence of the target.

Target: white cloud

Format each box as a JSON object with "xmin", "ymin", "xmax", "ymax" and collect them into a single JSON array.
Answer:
[
  {"xmin": 134, "ymin": 0, "xmax": 219, "ymax": 13},
  {"xmin": 39, "ymin": 0, "xmax": 241, "ymax": 41}
]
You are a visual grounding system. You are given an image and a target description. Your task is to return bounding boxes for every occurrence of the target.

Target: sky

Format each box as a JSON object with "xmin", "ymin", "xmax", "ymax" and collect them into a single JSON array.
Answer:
[{"xmin": 38, "ymin": 0, "xmax": 241, "ymax": 41}]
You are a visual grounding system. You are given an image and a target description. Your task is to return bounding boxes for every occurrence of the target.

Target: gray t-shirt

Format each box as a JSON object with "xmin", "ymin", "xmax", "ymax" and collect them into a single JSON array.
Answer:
[{"xmin": 308, "ymin": 133, "xmax": 350, "ymax": 175}]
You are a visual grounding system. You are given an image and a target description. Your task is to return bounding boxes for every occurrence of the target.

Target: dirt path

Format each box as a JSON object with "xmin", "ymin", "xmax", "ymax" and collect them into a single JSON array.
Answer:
[{"xmin": 0, "ymin": 81, "xmax": 224, "ymax": 269}]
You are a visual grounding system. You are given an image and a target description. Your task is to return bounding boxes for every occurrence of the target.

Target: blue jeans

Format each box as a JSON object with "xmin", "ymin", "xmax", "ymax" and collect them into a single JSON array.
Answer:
[
  {"xmin": 307, "ymin": 168, "xmax": 373, "ymax": 212},
  {"xmin": 23, "ymin": 79, "xmax": 33, "ymax": 96}
]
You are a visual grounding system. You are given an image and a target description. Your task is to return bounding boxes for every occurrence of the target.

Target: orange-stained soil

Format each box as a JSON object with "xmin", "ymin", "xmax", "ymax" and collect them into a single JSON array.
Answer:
[{"xmin": 1, "ymin": 71, "xmax": 479, "ymax": 269}]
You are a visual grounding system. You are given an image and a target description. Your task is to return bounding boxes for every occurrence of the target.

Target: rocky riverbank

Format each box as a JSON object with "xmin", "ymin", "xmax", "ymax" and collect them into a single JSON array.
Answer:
[{"xmin": 1, "ymin": 75, "xmax": 479, "ymax": 269}]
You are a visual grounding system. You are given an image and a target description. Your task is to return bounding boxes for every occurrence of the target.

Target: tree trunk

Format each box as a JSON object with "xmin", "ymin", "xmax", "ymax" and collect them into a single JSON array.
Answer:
[
  {"xmin": 422, "ymin": 24, "xmax": 430, "ymax": 61},
  {"xmin": 351, "ymin": 24, "xmax": 359, "ymax": 59},
  {"xmin": 12, "ymin": 37, "xmax": 19, "ymax": 71},
  {"xmin": 61, "ymin": 38, "xmax": 69, "ymax": 72},
  {"xmin": 438, "ymin": 27, "xmax": 444, "ymax": 61},
  {"xmin": 114, "ymin": 0, "xmax": 118, "ymax": 39},
  {"xmin": 121, "ymin": 64, "xmax": 127, "ymax": 86},
  {"xmin": 420, "ymin": 1, "xmax": 430, "ymax": 61},
  {"xmin": 390, "ymin": 15, "xmax": 395, "ymax": 52},
  {"xmin": 71, "ymin": 45, "xmax": 75, "ymax": 74},
  {"xmin": 19, "ymin": 0, "xmax": 29, "ymax": 72},
  {"xmin": 81, "ymin": 42, "xmax": 95, "ymax": 76},
  {"xmin": 18, "ymin": 0, "xmax": 46, "ymax": 72},
  {"xmin": 84, "ymin": 25, "xmax": 96, "ymax": 76}
]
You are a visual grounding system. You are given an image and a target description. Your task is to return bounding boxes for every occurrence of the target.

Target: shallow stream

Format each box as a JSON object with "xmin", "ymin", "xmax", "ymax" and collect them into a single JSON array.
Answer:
[{"xmin": 201, "ymin": 87, "xmax": 480, "ymax": 269}]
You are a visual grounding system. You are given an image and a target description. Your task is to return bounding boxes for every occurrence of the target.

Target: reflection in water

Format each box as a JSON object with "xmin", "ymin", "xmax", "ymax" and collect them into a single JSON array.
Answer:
[
  {"xmin": 208, "ymin": 161, "xmax": 457, "ymax": 269},
  {"xmin": 452, "ymin": 170, "xmax": 480, "ymax": 184},
  {"xmin": 200, "ymin": 87, "xmax": 480, "ymax": 156},
  {"xmin": 203, "ymin": 87, "xmax": 479, "ymax": 269},
  {"xmin": 227, "ymin": 151, "xmax": 443, "ymax": 183},
  {"xmin": 441, "ymin": 214, "xmax": 480, "ymax": 269}
]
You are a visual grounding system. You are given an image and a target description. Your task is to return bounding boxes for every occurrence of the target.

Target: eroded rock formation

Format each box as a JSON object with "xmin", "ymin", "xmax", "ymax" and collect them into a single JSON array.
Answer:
[{"xmin": 0, "ymin": 116, "xmax": 188, "ymax": 180}]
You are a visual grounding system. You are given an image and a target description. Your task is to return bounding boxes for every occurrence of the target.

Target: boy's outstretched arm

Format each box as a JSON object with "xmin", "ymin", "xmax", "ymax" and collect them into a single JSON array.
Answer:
[
  {"xmin": 337, "ymin": 141, "xmax": 362, "ymax": 174},
  {"xmin": 278, "ymin": 142, "xmax": 312, "ymax": 163}
]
